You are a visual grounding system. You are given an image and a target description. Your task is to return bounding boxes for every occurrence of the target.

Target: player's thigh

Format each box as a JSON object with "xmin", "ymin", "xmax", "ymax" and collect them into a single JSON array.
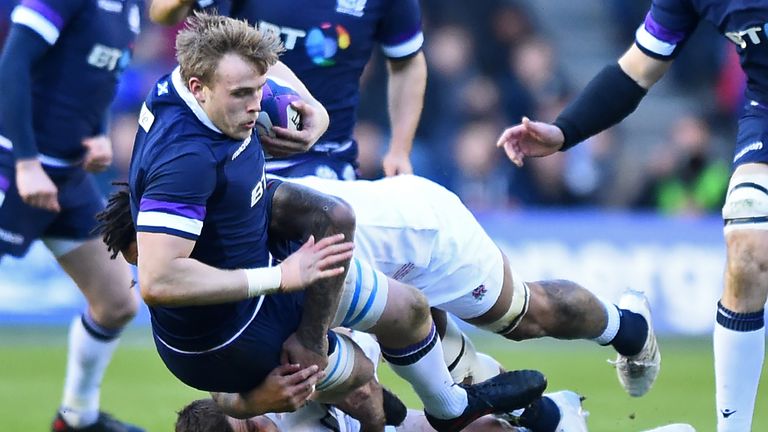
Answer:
[{"xmin": 45, "ymin": 170, "xmax": 136, "ymax": 323}]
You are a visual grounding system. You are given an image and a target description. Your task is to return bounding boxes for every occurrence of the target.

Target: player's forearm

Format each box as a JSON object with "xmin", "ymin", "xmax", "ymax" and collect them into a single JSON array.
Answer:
[
  {"xmin": 138, "ymin": 257, "xmax": 249, "ymax": 306},
  {"xmin": 211, "ymin": 392, "xmax": 259, "ymax": 419},
  {"xmin": 149, "ymin": 0, "xmax": 194, "ymax": 25},
  {"xmin": 386, "ymin": 52, "xmax": 426, "ymax": 155},
  {"xmin": 295, "ymin": 213, "xmax": 354, "ymax": 347}
]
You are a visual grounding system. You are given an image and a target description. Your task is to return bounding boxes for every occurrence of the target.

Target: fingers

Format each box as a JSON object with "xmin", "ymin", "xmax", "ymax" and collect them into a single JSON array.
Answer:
[
  {"xmin": 316, "ymin": 249, "xmax": 354, "ymax": 269},
  {"xmin": 284, "ymin": 364, "xmax": 322, "ymax": 385},
  {"xmin": 23, "ymin": 193, "xmax": 60, "ymax": 212},
  {"xmin": 298, "ymin": 235, "xmax": 316, "ymax": 250},
  {"xmin": 311, "ymin": 233, "xmax": 346, "ymax": 249}
]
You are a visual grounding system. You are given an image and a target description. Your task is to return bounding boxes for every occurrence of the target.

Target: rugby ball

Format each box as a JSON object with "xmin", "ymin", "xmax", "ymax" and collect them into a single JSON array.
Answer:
[{"xmin": 256, "ymin": 77, "xmax": 303, "ymax": 137}]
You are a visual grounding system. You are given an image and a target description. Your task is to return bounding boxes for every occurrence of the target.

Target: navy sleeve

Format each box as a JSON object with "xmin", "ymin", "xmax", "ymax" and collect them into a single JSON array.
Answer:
[
  {"xmin": 136, "ymin": 147, "xmax": 217, "ymax": 240},
  {"xmin": 10, "ymin": 0, "xmax": 87, "ymax": 45},
  {"xmin": 376, "ymin": 0, "xmax": 423, "ymax": 59},
  {"xmin": 0, "ymin": 26, "xmax": 49, "ymax": 159}
]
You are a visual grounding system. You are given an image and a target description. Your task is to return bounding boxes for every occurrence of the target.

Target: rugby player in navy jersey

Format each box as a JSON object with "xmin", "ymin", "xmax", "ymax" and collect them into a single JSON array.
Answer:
[
  {"xmin": 0, "ymin": 0, "xmax": 144, "ymax": 430},
  {"xmin": 497, "ymin": 1, "xmax": 768, "ymax": 430},
  {"xmin": 130, "ymin": 13, "xmax": 544, "ymax": 432},
  {"xmin": 149, "ymin": 0, "xmax": 427, "ymax": 180}
]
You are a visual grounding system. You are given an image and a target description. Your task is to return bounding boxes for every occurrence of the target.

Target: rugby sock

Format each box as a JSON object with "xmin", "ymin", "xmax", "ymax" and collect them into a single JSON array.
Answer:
[
  {"xmin": 591, "ymin": 296, "xmax": 621, "ymax": 345},
  {"xmin": 592, "ymin": 296, "xmax": 649, "ymax": 356},
  {"xmin": 60, "ymin": 313, "xmax": 122, "ymax": 428},
  {"xmin": 517, "ymin": 396, "xmax": 560, "ymax": 432},
  {"xmin": 381, "ymin": 324, "xmax": 468, "ymax": 419},
  {"xmin": 714, "ymin": 302, "xmax": 764, "ymax": 432}
]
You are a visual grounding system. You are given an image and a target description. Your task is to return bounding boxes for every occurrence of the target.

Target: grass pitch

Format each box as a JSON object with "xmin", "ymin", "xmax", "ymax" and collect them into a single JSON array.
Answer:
[{"xmin": 0, "ymin": 326, "xmax": 766, "ymax": 432}]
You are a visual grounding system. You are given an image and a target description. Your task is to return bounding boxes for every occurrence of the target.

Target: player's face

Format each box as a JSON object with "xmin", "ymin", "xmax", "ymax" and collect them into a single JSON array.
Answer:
[
  {"xmin": 226, "ymin": 415, "xmax": 279, "ymax": 432},
  {"xmin": 196, "ymin": 53, "xmax": 267, "ymax": 140}
]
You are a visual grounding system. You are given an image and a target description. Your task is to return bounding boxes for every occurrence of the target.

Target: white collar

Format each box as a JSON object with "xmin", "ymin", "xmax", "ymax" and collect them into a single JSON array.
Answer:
[{"xmin": 171, "ymin": 66, "xmax": 223, "ymax": 134}]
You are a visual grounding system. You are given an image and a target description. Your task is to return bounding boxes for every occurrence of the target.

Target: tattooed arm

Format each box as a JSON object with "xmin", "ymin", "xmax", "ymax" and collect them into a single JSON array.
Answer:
[{"xmin": 269, "ymin": 181, "xmax": 356, "ymax": 369}]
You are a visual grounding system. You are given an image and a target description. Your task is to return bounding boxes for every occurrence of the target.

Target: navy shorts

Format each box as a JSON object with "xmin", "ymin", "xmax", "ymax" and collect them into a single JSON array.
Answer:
[
  {"xmin": 0, "ymin": 151, "xmax": 103, "ymax": 258},
  {"xmin": 265, "ymin": 152, "xmax": 358, "ymax": 180},
  {"xmin": 733, "ymin": 102, "xmax": 768, "ymax": 167},
  {"xmin": 154, "ymin": 291, "xmax": 338, "ymax": 394}
]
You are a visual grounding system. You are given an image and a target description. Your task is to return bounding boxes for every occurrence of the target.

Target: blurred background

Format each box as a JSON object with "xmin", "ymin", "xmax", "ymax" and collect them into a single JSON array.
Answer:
[{"xmin": 0, "ymin": 1, "xmax": 759, "ymax": 431}]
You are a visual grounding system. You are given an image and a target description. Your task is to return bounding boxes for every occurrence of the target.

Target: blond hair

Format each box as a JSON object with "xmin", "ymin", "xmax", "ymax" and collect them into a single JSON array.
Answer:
[{"xmin": 176, "ymin": 12, "xmax": 284, "ymax": 85}]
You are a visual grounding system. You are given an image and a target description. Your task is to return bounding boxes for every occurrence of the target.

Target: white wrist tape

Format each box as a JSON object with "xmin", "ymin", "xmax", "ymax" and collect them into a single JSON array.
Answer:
[{"xmin": 244, "ymin": 266, "xmax": 282, "ymax": 297}]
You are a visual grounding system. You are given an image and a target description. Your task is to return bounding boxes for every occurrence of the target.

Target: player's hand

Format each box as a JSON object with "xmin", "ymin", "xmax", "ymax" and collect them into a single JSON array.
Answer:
[
  {"xmin": 240, "ymin": 364, "xmax": 325, "ymax": 414},
  {"xmin": 496, "ymin": 117, "xmax": 565, "ymax": 167},
  {"xmin": 281, "ymin": 332, "xmax": 329, "ymax": 373},
  {"xmin": 382, "ymin": 148, "xmax": 413, "ymax": 176},
  {"xmin": 260, "ymin": 100, "xmax": 329, "ymax": 157},
  {"xmin": 15, "ymin": 159, "xmax": 60, "ymax": 212},
  {"xmin": 82, "ymin": 135, "xmax": 113, "ymax": 172},
  {"xmin": 278, "ymin": 234, "xmax": 354, "ymax": 292}
]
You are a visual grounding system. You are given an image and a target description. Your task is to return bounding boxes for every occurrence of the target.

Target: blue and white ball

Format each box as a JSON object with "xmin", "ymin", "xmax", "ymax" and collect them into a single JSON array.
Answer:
[{"xmin": 256, "ymin": 77, "xmax": 303, "ymax": 137}]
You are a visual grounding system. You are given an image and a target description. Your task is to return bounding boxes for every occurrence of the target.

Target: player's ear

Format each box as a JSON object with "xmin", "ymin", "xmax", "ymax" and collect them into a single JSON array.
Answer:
[{"xmin": 188, "ymin": 77, "xmax": 207, "ymax": 102}]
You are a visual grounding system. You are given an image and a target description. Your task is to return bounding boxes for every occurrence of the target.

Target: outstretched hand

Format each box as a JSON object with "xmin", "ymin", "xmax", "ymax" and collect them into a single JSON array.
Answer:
[
  {"xmin": 496, "ymin": 117, "xmax": 565, "ymax": 167},
  {"xmin": 278, "ymin": 233, "xmax": 354, "ymax": 292}
]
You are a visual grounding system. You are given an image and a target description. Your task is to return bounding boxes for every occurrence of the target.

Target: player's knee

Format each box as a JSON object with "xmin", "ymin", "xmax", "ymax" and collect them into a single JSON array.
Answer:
[
  {"xmin": 402, "ymin": 285, "xmax": 430, "ymax": 328},
  {"xmin": 89, "ymin": 293, "xmax": 138, "ymax": 327},
  {"xmin": 326, "ymin": 196, "xmax": 356, "ymax": 235}
]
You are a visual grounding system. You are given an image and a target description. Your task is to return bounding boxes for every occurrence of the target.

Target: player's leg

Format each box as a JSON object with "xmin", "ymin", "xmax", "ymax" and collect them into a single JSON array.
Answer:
[
  {"xmin": 446, "ymin": 249, "xmax": 657, "ymax": 397},
  {"xmin": 434, "ymin": 309, "xmax": 588, "ymax": 432},
  {"xmin": 716, "ymin": 162, "xmax": 768, "ymax": 431},
  {"xmin": 331, "ymin": 258, "xmax": 545, "ymax": 432},
  {"xmin": 52, "ymin": 238, "xmax": 138, "ymax": 430},
  {"xmin": 43, "ymin": 171, "xmax": 140, "ymax": 431}
]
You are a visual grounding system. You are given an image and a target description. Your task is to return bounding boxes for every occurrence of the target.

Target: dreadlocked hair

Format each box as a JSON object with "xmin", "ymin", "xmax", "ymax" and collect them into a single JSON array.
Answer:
[{"xmin": 93, "ymin": 182, "xmax": 136, "ymax": 259}]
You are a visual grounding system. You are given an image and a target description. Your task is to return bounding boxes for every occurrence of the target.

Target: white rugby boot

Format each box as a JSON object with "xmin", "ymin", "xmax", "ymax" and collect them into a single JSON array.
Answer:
[
  {"xmin": 499, "ymin": 390, "xmax": 588, "ymax": 432},
  {"xmin": 612, "ymin": 289, "xmax": 661, "ymax": 397},
  {"xmin": 548, "ymin": 390, "xmax": 589, "ymax": 432},
  {"xmin": 641, "ymin": 424, "xmax": 696, "ymax": 432}
]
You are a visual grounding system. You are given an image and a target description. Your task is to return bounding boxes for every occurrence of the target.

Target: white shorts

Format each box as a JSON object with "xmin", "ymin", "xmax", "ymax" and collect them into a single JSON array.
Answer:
[{"xmin": 284, "ymin": 175, "xmax": 504, "ymax": 317}]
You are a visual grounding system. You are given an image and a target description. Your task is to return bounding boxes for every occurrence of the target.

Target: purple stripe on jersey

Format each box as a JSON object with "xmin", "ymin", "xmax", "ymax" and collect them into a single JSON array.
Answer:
[
  {"xmin": 140, "ymin": 198, "xmax": 206, "ymax": 220},
  {"xmin": 21, "ymin": 0, "xmax": 64, "ymax": 29},
  {"xmin": 0, "ymin": 175, "xmax": 9, "ymax": 191},
  {"xmin": 644, "ymin": 12, "xmax": 686, "ymax": 44}
]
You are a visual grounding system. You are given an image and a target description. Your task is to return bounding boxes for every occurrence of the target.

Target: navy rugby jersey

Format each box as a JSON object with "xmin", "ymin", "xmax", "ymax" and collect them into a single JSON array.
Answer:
[
  {"xmin": 0, "ymin": 0, "xmax": 141, "ymax": 162},
  {"xmin": 129, "ymin": 67, "xmax": 271, "ymax": 351},
  {"xmin": 635, "ymin": 0, "xmax": 768, "ymax": 104},
  {"xmin": 199, "ymin": 0, "xmax": 423, "ymax": 146}
]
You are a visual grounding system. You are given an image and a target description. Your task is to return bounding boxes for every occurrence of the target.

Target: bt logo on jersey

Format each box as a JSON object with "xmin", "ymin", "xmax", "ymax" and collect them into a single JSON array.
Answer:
[
  {"xmin": 87, "ymin": 44, "xmax": 124, "ymax": 71},
  {"xmin": 725, "ymin": 24, "xmax": 768, "ymax": 49},
  {"xmin": 305, "ymin": 23, "xmax": 351, "ymax": 66},
  {"xmin": 256, "ymin": 20, "xmax": 351, "ymax": 67}
]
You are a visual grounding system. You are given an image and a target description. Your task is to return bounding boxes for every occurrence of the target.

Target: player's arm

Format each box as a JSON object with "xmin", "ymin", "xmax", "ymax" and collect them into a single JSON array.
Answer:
[
  {"xmin": 148, "ymin": 0, "xmax": 195, "ymax": 25},
  {"xmin": 261, "ymin": 61, "xmax": 330, "ymax": 155},
  {"xmin": 0, "ymin": 1, "xmax": 80, "ymax": 212},
  {"xmin": 496, "ymin": 45, "xmax": 670, "ymax": 166},
  {"xmin": 137, "ymin": 231, "xmax": 352, "ymax": 306},
  {"xmin": 383, "ymin": 51, "xmax": 426, "ymax": 176}
]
